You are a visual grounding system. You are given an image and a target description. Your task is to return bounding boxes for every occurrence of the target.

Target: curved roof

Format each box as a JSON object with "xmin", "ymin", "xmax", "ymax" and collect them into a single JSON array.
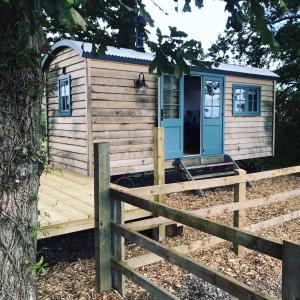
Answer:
[{"xmin": 42, "ymin": 39, "xmax": 279, "ymax": 79}]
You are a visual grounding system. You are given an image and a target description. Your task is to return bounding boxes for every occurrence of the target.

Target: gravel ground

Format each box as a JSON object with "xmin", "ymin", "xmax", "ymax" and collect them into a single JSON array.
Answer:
[{"xmin": 37, "ymin": 175, "xmax": 300, "ymax": 299}]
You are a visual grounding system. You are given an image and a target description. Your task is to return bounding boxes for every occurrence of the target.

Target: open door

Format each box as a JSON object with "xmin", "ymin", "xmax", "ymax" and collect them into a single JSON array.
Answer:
[
  {"xmin": 202, "ymin": 76, "xmax": 224, "ymax": 155},
  {"xmin": 160, "ymin": 74, "xmax": 184, "ymax": 159}
]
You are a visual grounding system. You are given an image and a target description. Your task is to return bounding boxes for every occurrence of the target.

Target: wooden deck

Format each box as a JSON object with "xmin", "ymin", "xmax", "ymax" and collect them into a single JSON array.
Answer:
[{"xmin": 38, "ymin": 170, "xmax": 151, "ymax": 239}]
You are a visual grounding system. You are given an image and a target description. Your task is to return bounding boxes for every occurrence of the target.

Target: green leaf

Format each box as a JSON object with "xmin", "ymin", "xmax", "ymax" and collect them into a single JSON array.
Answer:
[
  {"xmin": 194, "ymin": 0, "xmax": 204, "ymax": 8},
  {"xmin": 183, "ymin": 0, "xmax": 191, "ymax": 12},
  {"xmin": 251, "ymin": 0, "xmax": 279, "ymax": 51},
  {"xmin": 70, "ymin": 7, "xmax": 87, "ymax": 31},
  {"xmin": 279, "ymin": 0, "xmax": 286, "ymax": 9}
]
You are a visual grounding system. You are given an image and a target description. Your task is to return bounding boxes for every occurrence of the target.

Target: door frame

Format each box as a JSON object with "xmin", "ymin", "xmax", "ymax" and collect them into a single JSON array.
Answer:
[{"xmin": 158, "ymin": 72, "xmax": 226, "ymax": 159}]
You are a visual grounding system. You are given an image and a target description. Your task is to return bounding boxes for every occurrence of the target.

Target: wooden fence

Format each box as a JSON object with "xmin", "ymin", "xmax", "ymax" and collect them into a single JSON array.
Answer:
[{"xmin": 94, "ymin": 142, "xmax": 300, "ymax": 300}]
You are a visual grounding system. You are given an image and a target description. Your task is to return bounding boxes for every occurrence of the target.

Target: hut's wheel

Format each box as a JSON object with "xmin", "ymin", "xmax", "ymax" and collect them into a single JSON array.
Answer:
[{"xmin": 113, "ymin": 176, "xmax": 135, "ymax": 188}]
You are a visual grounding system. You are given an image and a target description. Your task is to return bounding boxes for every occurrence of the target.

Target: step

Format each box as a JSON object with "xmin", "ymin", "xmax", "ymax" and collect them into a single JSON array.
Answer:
[
  {"xmin": 180, "ymin": 157, "xmax": 202, "ymax": 167},
  {"xmin": 186, "ymin": 161, "xmax": 234, "ymax": 170},
  {"xmin": 193, "ymin": 171, "xmax": 236, "ymax": 180},
  {"xmin": 201, "ymin": 156, "xmax": 224, "ymax": 165},
  {"xmin": 181, "ymin": 155, "xmax": 225, "ymax": 167}
]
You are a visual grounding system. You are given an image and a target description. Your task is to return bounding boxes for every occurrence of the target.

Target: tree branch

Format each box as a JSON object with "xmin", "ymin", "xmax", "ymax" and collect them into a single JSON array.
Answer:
[{"xmin": 272, "ymin": 14, "xmax": 300, "ymax": 24}]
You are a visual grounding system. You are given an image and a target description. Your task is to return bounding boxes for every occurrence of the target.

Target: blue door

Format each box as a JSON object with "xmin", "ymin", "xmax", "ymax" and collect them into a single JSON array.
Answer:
[
  {"xmin": 160, "ymin": 74, "xmax": 184, "ymax": 159},
  {"xmin": 202, "ymin": 76, "xmax": 224, "ymax": 155}
]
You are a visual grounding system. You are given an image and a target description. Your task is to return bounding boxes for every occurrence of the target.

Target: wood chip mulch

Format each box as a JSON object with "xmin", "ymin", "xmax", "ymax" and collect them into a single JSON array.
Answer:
[{"xmin": 37, "ymin": 175, "xmax": 300, "ymax": 299}]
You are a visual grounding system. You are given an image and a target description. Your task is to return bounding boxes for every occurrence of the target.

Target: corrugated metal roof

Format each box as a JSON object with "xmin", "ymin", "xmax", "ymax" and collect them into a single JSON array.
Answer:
[{"xmin": 42, "ymin": 39, "xmax": 279, "ymax": 79}]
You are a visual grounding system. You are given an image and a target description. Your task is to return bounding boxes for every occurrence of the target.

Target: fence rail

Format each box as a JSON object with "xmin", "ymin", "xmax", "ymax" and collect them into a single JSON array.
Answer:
[{"xmin": 94, "ymin": 142, "xmax": 300, "ymax": 300}]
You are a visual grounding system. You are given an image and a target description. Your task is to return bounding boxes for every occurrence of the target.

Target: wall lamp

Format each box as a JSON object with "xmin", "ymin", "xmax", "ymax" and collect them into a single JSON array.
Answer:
[{"xmin": 134, "ymin": 72, "xmax": 147, "ymax": 91}]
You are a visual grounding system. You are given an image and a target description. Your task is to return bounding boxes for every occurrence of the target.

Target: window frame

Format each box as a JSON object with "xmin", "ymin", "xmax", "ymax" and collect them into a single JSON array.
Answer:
[
  {"xmin": 232, "ymin": 84, "xmax": 261, "ymax": 117},
  {"xmin": 58, "ymin": 74, "xmax": 71, "ymax": 117},
  {"xmin": 161, "ymin": 74, "xmax": 181, "ymax": 119}
]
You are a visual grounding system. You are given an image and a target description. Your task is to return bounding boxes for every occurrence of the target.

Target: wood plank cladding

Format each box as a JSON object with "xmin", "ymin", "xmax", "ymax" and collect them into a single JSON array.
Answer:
[
  {"xmin": 224, "ymin": 76, "xmax": 274, "ymax": 160},
  {"xmin": 46, "ymin": 48, "xmax": 88, "ymax": 174},
  {"xmin": 45, "ymin": 47, "xmax": 275, "ymax": 177},
  {"xmin": 89, "ymin": 59, "xmax": 157, "ymax": 176}
]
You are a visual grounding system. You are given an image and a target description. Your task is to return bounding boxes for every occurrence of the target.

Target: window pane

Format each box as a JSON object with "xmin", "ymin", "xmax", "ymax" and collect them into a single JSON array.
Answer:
[
  {"xmin": 171, "ymin": 77, "xmax": 179, "ymax": 90},
  {"xmin": 235, "ymin": 100, "xmax": 245, "ymax": 112},
  {"xmin": 164, "ymin": 105, "xmax": 179, "ymax": 119},
  {"xmin": 248, "ymin": 100, "xmax": 253, "ymax": 112},
  {"xmin": 62, "ymin": 96, "xmax": 65, "ymax": 110},
  {"xmin": 205, "ymin": 81, "xmax": 212, "ymax": 94},
  {"xmin": 253, "ymin": 101, "xmax": 258, "ymax": 112},
  {"xmin": 163, "ymin": 75, "xmax": 179, "ymax": 90},
  {"xmin": 212, "ymin": 81, "xmax": 220, "ymax": 94},
  {"xmin": 163, "ymin": 74, "xmax": 180, "ymax": 119},
  {"xmin": 65, "ymin": 97, "xmax": 70, "ymax": 110},
  {"xmin": 60, "ymin": 82, "xmax": 65, "ymax": 97},
  {"xmin": 163, "ymin": 75, "xmax": 172, "ymax": 89},
  {"xmin": 204, "ymin": 107, "xmax": 212, "ymax": 118},
  {"xmin": 248, "ymin": 91, "xmax": 253, "ymax": 101},
  {"xmin": 205, "ymin": 94, "xmax": 213, "ymax": 106},
  {"xmin": 212, "ymin": 107, "xmax": 220, "ymax": 118},
  {"xmin": 171, "ymin": 91, "xmax": 180, "ymax": 105},
  {"xmin": 240, "ymin": 89, "xmax": 246, "ymax": 100},
  {"xmin": 253, "ymin": 90, "xmax": 258, "ymax": 101},
  {"xmin": 163, "ymin": 90, "xmax": 172, "ymax": 104},
  {"xmin": 213, "ymin": 93, "xmax": 220, "ymax": 106}
]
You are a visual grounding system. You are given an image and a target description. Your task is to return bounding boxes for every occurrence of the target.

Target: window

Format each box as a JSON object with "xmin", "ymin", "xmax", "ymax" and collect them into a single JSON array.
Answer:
[
  {"xmin": 58, "ymin": 74, "xmax": 71, "ymax": 116},
  {"xmin": 162, "ymin": 74, "xmax": 181, "ymax": 119},
  {"xmin": 233, "ymin": 84, "xmax": 261, "ymax": 116},
  {"xmin": 204, "ymin": 80, "xmax": 221, "ymax": 119}
]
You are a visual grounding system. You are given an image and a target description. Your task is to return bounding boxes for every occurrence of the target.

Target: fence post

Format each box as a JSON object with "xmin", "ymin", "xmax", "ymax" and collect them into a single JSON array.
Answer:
[
  {"xmin": 153, "ymin": 127, "xmax": 166, "ymax": 241},
  {"xmin": 282, "ymin": 240, "xmax": 300, "ymax": 299},
  {"xmin": 94, "ymin": 142, "xmax": 112, "ymax": 292},
  {"xmin": 111, "ymin": 195, "xmax": 125, "ymax": 297},
  {"xmin": 233, "ymin": 169, "xmax": 246, "ymax": 255}
]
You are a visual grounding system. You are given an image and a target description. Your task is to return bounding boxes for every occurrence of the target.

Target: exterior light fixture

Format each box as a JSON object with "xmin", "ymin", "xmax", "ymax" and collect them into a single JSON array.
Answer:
[{"xmin": 134, "ymin": 72, "xmax": 147, "ymax": 91}]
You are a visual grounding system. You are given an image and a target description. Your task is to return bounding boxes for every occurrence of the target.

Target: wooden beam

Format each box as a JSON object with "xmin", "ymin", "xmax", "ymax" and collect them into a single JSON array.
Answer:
[
  {"xmin": 111, "ymin": 196, "xmax": 125, "ymax": 297},
  {"xmin": 112, "ymin": 223, "xmax": 271, "ymax": 300},
  {"xmin": 282, "ymin": 241, "xmax": 300, "ymax": 300},
  {"xmin": 131, "ymin": 166, "xmax": 300, "ymax": 196},
  {"xmin": 153, "ymin": 127, "xmax": 165, "ymax": 203},
  {"xmin": 246, "ymin": 166, "xmax": 300, "ymax": 182},
  {"xmin": 246, "ymin": 209, "xmax": 300, "ymax": 232},
  {"xmin": 272, "ymin": 80, "xmax": 276, "ymax": 157},
  {"xmin": 153, "ymin": 127, "xmax": 165, "ymax": 241},
  {"xmin": 125, "ymin": 189, "xmax": 300, "ymax": 232},
  {"xmin": 111, "ymin": 259, "xmax": 179, "ymax": 300},
  {"xmin": 132, "ymin": 172, "xmax": 244, "ymax": 196},
  {"xmin": 233, "ymin": 169, "xmax": 246, "ymax": 255},
  {"xmin": 111, "ymin": 189, "xmax": 283, "ymax": 259},
  {"xmin": 94, "ymin": 143, "xmax": 112, "ymax": 292},
  {"xmin": 127, "ymin": 209, "xmax": 300, "ymax": 269}
]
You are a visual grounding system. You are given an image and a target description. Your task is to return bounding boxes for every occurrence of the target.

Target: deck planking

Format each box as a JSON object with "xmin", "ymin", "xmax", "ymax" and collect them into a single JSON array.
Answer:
[{"xmin": 38, "ymin": 170, "xmax": 151, "ymax": 239}]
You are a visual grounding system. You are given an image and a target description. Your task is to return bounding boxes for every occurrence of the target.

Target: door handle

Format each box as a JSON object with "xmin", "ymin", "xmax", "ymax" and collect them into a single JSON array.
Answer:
[{"xmin": 161, "ymin": 109, "xmax": 164, "ymax": 121}]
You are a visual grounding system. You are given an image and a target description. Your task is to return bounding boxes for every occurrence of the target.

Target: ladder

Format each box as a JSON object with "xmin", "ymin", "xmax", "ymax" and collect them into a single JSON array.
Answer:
[{"xmin": 175, "ymin": 155, "xmax": 239, "ymax": 196}]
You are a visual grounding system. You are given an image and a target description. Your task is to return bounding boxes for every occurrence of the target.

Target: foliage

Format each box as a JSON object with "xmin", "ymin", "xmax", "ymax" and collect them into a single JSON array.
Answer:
[
  {"xmin": 208, "ymin": 0, "xmax": 300, "ymax": 168},
  {"xmin": 1, "ymin": 0, "xmax": 284, "ymax": 78},
  {"xmin": 27, "ymin": 256, "xmax": 48, "ymax": 276}
]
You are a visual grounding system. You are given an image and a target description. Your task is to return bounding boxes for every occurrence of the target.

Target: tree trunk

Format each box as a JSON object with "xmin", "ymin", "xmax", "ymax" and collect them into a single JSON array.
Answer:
[{"xmin": 0, "ymin": 2, "xmax": 44, "ymax": 299}]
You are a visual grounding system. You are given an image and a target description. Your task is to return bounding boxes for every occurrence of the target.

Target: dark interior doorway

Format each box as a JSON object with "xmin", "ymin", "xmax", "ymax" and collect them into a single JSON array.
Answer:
[{"xmin": 184, "ymin": 76, "xmax": 201, "ymax": 155}]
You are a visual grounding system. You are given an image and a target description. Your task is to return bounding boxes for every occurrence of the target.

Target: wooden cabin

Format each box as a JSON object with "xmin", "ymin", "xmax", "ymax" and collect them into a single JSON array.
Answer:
[{"xmin": 42, "ymin": 39, "xmax": 278, "ymax": 179}]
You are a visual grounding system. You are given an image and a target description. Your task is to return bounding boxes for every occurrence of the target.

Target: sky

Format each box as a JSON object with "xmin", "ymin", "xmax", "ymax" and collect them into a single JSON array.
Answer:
[{"xmin": 144, "ymin": 0, "xmax": 230, "ymax": 52}]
